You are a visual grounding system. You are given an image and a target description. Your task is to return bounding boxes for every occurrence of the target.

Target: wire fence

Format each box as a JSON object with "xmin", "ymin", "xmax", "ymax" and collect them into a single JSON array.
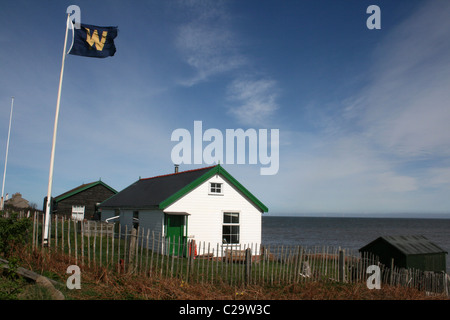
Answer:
[{"xmin": 4, "ymin": 210, "xmax": 450, "ymax": 295}]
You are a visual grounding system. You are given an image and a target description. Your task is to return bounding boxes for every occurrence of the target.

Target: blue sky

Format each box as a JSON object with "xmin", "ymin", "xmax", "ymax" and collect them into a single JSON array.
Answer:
[{"xmin": 1, "ymin": 0, "xmax": 450, "ymax": 217}]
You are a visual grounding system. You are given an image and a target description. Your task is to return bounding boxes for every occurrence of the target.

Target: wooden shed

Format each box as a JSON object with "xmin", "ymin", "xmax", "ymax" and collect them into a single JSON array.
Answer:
[
  {"xmin": 43, "ymin": 180, "xmax": 117, "ymax": 221},
  {"xmin": 359, "ymin": 235, "xmax": 447, "ymax": 272}
]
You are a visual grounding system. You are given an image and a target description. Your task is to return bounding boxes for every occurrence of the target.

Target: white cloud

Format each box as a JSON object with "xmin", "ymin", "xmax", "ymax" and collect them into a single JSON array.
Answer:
[
  {"xmin": 175, "ymin": 1, "xmax": 245, "ymax": 87},
  {"xmin": 227, "ymin": 77, "xmax": 279, "ymax": 126},
  {"xmin": 261, "ymin": 1, "xmax": 450, "ymax": 214},
  {"xmin": 256, "ymin": 121, "xmax": 425, "ymax": 214},
  {"xmin": 423, "ymin": 167, "xmax": 450, "ymax": 188},
  {"xmin": 347, "ymin": 1, "xmax": 450, "ymax": 158},
  {"xmin": 174, "ymin": 1, "xmax": 280, "ymax": 126},
  {"xmin": 374, "ymin": 172, "xmax": 418, "ymax": 193},
  {"xmin": 176, "ymin": 23, "xmax": 246, "ymax": 86}
]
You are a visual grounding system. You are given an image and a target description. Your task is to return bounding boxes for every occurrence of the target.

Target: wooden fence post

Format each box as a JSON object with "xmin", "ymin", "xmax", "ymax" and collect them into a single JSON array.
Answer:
[
  {"xmin": 390, "ymin": 258, "xmax": 394, "ymax": 286},
  {"xmin": 61, "ymin": 215, "xmax": 64, "ymax": 255},
  {"xmin": 245, "ymin": 247, "xmax": 252, "ymax": 285},
  {"xmin": 81, "ymin": 221, "xmax": 84, "ymax": 266},
  {"xmin": 128, "ymin": 227, "xmax": 137, "ymax": 273},
  {"xmin": 186, "ymin": 240, "xmax": 192, "ymax": 283},
  {"xmin": 32, "ymin": 212, "xmax": 36, "ymax": 250},
  {"xmin": 74, "ymin": 220, "xmax": 78, "ymax": 266},
  {"xmin": 338, "ymin": 249, "xmax": 345, "ymax": 282}
]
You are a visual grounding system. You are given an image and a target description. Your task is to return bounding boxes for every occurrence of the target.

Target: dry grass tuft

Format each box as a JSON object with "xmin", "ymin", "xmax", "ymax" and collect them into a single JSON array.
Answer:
[{"xmin": 6, "ymin": 247, "xmax": 449, "ymax": 301}]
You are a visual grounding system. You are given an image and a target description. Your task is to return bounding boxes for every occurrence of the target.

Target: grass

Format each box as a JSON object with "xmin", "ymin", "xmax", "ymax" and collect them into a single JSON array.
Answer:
[
  {"xmin": 0, "ymin": 265, "xmax": 61, "ymax": 300},
  {"xmin": 4, "ymin": 216, "xmax": 448, "ymax": 301},
  {"xmin": 2, "ymin": 245, "xmax": 448, "ymax": 301},
  {"xmin": 35, "ymin": 223, "xmax": 351, "ymax": 287}
]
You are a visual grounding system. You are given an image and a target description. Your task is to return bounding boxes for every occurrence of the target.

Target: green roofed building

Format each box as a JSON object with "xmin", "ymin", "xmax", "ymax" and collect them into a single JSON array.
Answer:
[
  {"xmin": 43, "ymin": 180, "xmax": 117, "ymax": 221},
  {"xmin": 359, "ymin": 235, "xmax": 447, "ymax": 272},
  {"xmin": 99, "ymin": 164, "xmax": 268, "ymax": 257}
]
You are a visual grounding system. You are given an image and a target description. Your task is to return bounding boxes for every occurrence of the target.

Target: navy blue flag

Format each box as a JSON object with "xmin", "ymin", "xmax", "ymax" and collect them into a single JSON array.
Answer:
[{"xmin": 69, "ymin": 23, "xmax": 118, "ymax": 58}]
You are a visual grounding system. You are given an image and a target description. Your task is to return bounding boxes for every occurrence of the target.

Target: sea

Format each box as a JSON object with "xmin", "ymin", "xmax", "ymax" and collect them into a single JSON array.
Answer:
[{"xmin": 261, "ymin": 216, "xmax": 450, "ymax": 273}]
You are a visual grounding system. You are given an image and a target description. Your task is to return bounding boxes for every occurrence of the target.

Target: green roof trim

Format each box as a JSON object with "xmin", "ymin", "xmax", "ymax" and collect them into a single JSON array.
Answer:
[
  {"xmin": 159, "ymin": 165, "xmax": 268, "ymax": 213},
  {"xmin": 54, "ymin": 180, "xmax": 118, "ymax": 203}
]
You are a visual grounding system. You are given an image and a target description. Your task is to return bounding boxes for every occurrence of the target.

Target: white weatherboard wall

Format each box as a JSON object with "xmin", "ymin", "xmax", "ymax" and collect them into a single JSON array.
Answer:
[
  {"xmin": 100, "ymin": 209, "xmax": 116, "ymax": 222},
  {"xmin": 137, "ymin": 209, "xmax": 164, "ymax": 234},
  {"xmin": 101, "ymin": 208, "xmax": 164, "ymax": 235},
  {"xmin": 164, "ymin": 174, "xmax": 262, "ymax": 256}
]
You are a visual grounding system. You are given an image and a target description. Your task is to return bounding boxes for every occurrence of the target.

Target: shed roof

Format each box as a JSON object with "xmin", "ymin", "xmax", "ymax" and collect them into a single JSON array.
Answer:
[
  {"xmin": 99, "ymin": 165, "xmax": 268, "ymax": 212},
  {"xmin": 360, "ymin": 235, "xmax": 447, "ymax": 256},
  {"xmin": 54, "ymin": 180, "xmax": 118, "ymax": 202}
]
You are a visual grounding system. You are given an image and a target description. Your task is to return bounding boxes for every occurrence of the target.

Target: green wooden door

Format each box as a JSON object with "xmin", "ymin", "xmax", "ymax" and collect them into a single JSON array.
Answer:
[{"xmin": 165, "ymin": 214, "xmax": 186, "ymax": 256}]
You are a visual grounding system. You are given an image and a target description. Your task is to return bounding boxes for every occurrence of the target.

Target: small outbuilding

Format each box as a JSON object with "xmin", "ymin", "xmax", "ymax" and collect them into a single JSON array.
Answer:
[
  {"xmin": 44, "ymin": 180, "xmax": 117, "ymax": 221},
  {"xmin": 359, "ymin": 235, "xmax": 447, "ymax": 272}
]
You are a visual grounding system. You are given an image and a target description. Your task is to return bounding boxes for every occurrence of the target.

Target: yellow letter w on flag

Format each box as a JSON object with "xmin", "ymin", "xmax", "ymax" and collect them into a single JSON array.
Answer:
[{"xmin": 85, "ymin": 28, "xmax": 108, "ymax": 51}]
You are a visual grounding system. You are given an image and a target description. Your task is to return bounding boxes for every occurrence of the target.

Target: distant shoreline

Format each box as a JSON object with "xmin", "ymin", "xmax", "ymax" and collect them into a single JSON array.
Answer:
[{"xmin": 263, "ymin": 213, "xmax": 450, "ymax": 219}]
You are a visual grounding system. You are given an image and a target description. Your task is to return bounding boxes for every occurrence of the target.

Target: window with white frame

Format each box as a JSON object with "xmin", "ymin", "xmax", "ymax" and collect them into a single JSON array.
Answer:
[
  {"xmin": 222, "ymin": 212, "xmax": 239, "ymax": 244},
  {"xmin": 209, "ymin": 182, "xmax": 223, "ymax": 195},
  {"xmin": 71, "ymin": 205, "xmax": 85, "ymax": 221}
]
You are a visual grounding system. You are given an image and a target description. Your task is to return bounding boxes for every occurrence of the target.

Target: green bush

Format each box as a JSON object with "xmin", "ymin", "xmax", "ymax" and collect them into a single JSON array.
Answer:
[{"xmin": 0, "ymin": 214, "xmax": 32, "ymax": 256}]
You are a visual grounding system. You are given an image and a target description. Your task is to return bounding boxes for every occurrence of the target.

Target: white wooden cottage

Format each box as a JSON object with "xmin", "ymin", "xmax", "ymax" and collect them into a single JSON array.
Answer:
[{"xmin": 98, "ymin": 164, "xmax": 268, "ymax": 257}]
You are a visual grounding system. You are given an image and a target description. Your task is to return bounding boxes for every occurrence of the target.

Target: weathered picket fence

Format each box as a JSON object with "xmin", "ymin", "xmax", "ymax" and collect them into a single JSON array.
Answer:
[{"xmin": 4, "ymin": 211, "xmax": 450, "ymax": 295}]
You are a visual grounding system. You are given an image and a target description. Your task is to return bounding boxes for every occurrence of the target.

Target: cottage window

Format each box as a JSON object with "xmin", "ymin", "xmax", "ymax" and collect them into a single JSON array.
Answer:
[
  {"xmin": 71, "ymin": 205, "xmax": 85, "ymax": 221},
  {"xmin": 222, "ymin": 212, "xmax": 239, "ymax": 244},
  {"xmin": 209, "ymin": 182, "xmax": 223, "ymax": 194}
]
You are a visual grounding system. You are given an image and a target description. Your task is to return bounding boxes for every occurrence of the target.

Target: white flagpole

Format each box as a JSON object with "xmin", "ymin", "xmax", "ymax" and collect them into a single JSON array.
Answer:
[
  {"xmin": 1, "ymin": 97, "xmax": 14, "ymax": 211},
  {"xmin": 43, "ymin": 14, "xmax": 71, "ymax": 245}
]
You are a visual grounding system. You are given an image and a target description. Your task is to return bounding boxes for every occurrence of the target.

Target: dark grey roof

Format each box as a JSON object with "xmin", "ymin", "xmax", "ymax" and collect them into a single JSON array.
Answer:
[
  {"xmin": 360, "ymin": 235, "xmax": 447, "ymax": 255},
  {"xmin": 54, "ymin": 180, "xmax": 117, "ymax": 202},
  {"xmin": 99, "ymin": 166, "xmax": 215, "ymax": 209}
]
